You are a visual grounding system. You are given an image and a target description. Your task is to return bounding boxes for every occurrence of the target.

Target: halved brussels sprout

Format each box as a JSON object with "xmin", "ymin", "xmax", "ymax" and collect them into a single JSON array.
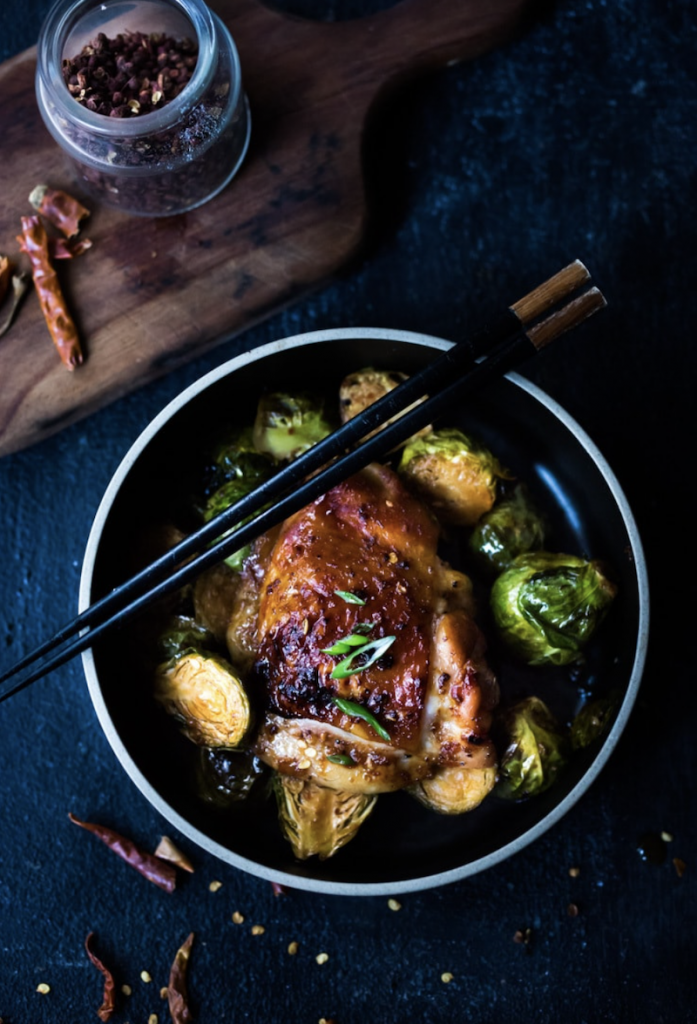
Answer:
[
  {"xmin": 496, "ymin": 696, "xmax": 569, "ymax": 800},
  {"xmin": 339, "ymin": 367, "xmax": 409, "ymax": 423},
  {"xmin": 253, "ymin": 392, "xmax": 331, "ymax": 461},
  {"xmin": 469, "ymin": 484, "xmax": 546, "ymax": 575},
  {"xmin": 338, "ymin": 367, "xmax": 430, "ymax": 443},
  {"xmin": 273, "ymin": 774, "xmax": 377, "ymax": 860},
  {"xmin": 195, "ymin": 746, "xmax": 268, "ymax": 808},
  {"xmin": 154, "ymin": 650, "xmax": 252, "ymax": 748},
  {"xmin": 570, "ymin": 691, "xmax": 621, "ymax": 750},
  {"xmin": 410, "ymin": 765, "xmax": 497, "ymax": 814},
  {"xmin": 398, "ymin": 428, "xmax": 510, "ymax": 526},
  {"xmin": 490, "ymin": 552, "xmax": 617, "ymax": 666}
]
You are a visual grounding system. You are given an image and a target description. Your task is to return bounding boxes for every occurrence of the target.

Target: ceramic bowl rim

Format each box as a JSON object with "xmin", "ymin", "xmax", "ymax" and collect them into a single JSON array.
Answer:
[{"xmin": 79, "ymin": 326, "xmax": 650, "ymax": 896}]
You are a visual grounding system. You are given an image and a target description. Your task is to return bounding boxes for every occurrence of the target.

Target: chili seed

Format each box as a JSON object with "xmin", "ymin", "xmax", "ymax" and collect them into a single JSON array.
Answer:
[
  {"xmin": 251, "ymin": 925, "xmax": 265, "ymax": 936},
  {"xmin": 288, "ymin": 941, "xmax": 299, "ymax": 955},
  {"xmin": 316, "ymin": 952, "xmax": 329, "ymax": 965},
  {"xmin": 387, "ymin": 898, "xmax": 402, "ymax": 911},
  {"xmin": 441, "ymin": 972, "xmax": 454, "ymax": 983},
  {"xmin": 232, "ymin": 911, "xmax": 245, "ymax": 924},
  {"xmin": 36, "ymin": 983, "xmax": 51, "ymax": 994}
]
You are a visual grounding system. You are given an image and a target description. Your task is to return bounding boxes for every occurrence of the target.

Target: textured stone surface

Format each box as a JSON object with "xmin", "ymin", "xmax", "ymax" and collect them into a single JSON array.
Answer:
[{"xmin": 0, "ymin": 1, "xmax": 695, "ymax": 1020}]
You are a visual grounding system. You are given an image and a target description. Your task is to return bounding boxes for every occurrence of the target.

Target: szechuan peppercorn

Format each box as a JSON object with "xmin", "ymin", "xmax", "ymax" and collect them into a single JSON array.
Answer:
[{"xmin": 62, "ymin": 30, "xmax": 198, "ymax": 117}]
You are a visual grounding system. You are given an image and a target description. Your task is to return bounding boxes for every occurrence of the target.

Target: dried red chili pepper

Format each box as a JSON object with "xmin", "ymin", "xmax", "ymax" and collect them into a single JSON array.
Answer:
[
  {"xmin": 0, "ymin": 271, "xmax": 31, "ymax": 340},
  {"xmin": 85, "ymin": 932, "xmax": 117, "ymax": 1022},
  {"xmin": 168, "ymin": 932, "xmax": 195, "ymax": 1024},
  {"xmin": 29, "ymin": 184, "xmax": 90, "ymax": 238},
  {"xmin": 51, "ymin": 236, "xmax": 93, "ymax": 260},
  {"xmin": 0, "ymin": 255, "xmax": 12, "ymax": 307},
  {"xmin": 69, "ymin": 813, "xmax": 177, "ymax": 892},
  {"xmin": 17, "ymin": 216, "xmax": 83, "ymax": 370}
]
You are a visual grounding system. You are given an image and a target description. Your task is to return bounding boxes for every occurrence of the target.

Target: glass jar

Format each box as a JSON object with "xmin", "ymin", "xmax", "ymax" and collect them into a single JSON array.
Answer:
[{"xmin": 36, "ymin": 0, "xmax": 251, "ymax": 217}]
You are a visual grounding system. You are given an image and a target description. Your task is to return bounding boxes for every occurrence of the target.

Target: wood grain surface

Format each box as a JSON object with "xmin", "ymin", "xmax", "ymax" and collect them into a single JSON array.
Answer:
[{"xmin": 0, "ymin": 0, "xmax": 527, "ymax": 457}]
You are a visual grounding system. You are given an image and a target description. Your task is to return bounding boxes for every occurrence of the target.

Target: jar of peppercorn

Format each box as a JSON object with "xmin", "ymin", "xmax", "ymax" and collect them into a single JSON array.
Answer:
[{"xmin": 36, "ymin": 0, "xmax": 251, "ymax": 216}]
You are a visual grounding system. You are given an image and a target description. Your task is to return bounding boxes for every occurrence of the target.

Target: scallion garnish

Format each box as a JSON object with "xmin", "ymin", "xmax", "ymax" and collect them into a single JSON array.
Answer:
[
  {"xmin": 326, "ymin": 753, "xmax": 356, "ymax": 766},
  {"xmin": 333, "ymin": 696, "xmax": 391, "ymax": 742},
  {"xmin": 335, "ymin": 590, "xmax": 366, "ymax": 605},
  {"xmin": 329, "ymin": 635, "xmax": 396, "ymax": 681},
  {"xmin": 321, "ymin": 622, "xmax": 375, "ymax": 656}
]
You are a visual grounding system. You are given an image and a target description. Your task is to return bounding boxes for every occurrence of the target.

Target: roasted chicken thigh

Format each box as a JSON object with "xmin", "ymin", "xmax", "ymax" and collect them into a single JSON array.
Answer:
[{"xmin": 231, "ymin": 462, "xmax": 498, "ymax": 831}]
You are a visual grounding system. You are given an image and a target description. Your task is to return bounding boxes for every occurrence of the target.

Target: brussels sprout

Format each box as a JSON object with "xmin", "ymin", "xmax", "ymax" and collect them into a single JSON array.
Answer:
[
  {"xmin": 469, "ymin": 484, "xmax": 546, "ymax": 574},
  {"xmin": 157, "ymin": 614, "xmax": 216, "ymax": 663},
  {"xmin": 207, "ymin": 427, "xmax": 275, "ymax": 492},
  {"xmin": 339, "ymin": 366, "xmax": 407, "ymax": 419},
  {"xmin": 195, "ymin": 746, "xmax": 269, "ymax": 808},
  {"xmin": 570, "ymin": 691, "xmax": 621, "ymax": 751},
  {"xmin": 154, "ymin": 650, "xmax": 252, "ymax": 748},
  {"xmin": 192, "ymin": 563, "xmax": 242, "ymax": 646},
  {"xmin": 398, "ymin": 428, "xmax": 510, "ymax": 526},
  {"xmin": 273, "ymin": 775, "xmax": 377, "ymax": 860},
  {"xmin": 253, "ymin": 392, "xmax": 332, "ymax": 461},
  {"xmin": 410, "ymin": 765, "xmax": 497, "ymax": 814},
  {"xmin": 202, "ymin": 441, "xmax": 277, "ymax": 570},
  {"xmin": 490, "ymin": 552, "xmax": 617, "ymax": 666},
  {"xmin": 496, "ymin": 696, "xmax": 569, "ymax": 800}
]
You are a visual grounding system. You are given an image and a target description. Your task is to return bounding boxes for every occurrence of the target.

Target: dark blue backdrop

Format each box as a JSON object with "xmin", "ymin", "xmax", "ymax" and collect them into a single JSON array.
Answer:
[{"xmin": 0, "ymin": 1, "xmax": 694, "ymax": 1021}]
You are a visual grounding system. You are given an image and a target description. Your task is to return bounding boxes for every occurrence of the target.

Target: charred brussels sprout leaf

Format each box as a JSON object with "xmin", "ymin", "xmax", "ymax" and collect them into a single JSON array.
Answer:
[
  {"xmin": 154, "ymin": 650, "xmax": 252, "ymax": 748},
  {"xmin": 157, "ymin": 614, "xmax": 217, "ymax": 662},
  {"xmin": 398, "ymin": 428, "xmax": 510, "ymax": 526},
  {"xmin": 490, "ymin": 552, "xmax": 617, "ymax": 666},
  {"xmin": 195, "ymin": 747, "xmax": 269, "ymax": 808},
  {"xmin": 253, "ymin": 392, "xmax": 331, "ymax": 461},
  {"xmin": 469, "ymin": 484, "xmax": 546, "ymax": 574},
  {"xmin": 208, "ymin": 427, "xmax": 275, "ymax": 490},
  {"xmin": 202, "ymin": 445, "xmax": 276, "ymax": 571},
  {"xmin": 497, "ymin": 696, "xmax": 569, "ymax": 800},
  {"xmin": 570, "ymin": 691, "xmax": 621, "ymax": 750},
  {"xmin": 273, "ymin": 775, "xmax": 377, "ymax": 860}
]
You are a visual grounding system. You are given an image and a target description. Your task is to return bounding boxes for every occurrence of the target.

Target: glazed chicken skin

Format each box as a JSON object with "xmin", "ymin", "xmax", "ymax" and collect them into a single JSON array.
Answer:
[{"xmin": 244, "ymin": 462, "xmax": 499, "ymax": 808}]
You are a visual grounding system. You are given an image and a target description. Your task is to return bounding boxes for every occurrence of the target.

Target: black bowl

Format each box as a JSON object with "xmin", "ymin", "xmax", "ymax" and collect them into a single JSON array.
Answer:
[{"xmin": 80, "ymin": 328, "xmax": 649, "ymax": 895}]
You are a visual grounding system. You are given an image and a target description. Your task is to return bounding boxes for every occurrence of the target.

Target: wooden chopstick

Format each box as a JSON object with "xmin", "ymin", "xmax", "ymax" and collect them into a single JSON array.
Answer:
[{"xmin": 0, "ymin": 264, "xmax": 603, "ymax": 703}]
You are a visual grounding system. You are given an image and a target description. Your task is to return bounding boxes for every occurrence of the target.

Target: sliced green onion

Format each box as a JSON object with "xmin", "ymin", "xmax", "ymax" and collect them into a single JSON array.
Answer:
[
  {"xmin": 321, "ymin": 622, "xmax": 374, "ymax": 655},
  {"xmin": 321, "ymin": 634, "xmax": 368, "ymax": 656},
  {"xmin": 333, "ymin": 696, "xmax": 391, "ymax": 742},
  {"xmin": 335, "ymin": 590, "xmax": 366, "ymax": 605},
  {"xmin": 326, "ymin": 753, "xmax": 356, "ymax": 766},
  {"xmin": 330, "ymin": 635, "xmax": 396, "ymax": 681}
]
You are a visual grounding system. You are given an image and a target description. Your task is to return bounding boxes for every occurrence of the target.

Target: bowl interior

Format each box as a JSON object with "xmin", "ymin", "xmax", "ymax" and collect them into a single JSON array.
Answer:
[{"xmin": 82, "ymin": 330, "xmax": 647, "ymax": 893}]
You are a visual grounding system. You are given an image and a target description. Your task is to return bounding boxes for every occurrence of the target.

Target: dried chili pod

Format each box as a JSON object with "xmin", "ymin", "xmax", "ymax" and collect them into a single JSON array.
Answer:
[
  {"xmin": 18, "ymin": 216, "xmax": 83, "ymax": 370},
  {"xmin": 69, "ymin": 812, "xmax": 177, "ymax": 892},
  {"xmin": 0, "ymin": 255, "xmax": 12, "ymax": 306},
  {"xmin": 51, "ymin": 236, "xmax": 93, "ymax": 260},
  {"xmin": 168, "ymin": 932, "xmax": 195, "ymax": 1024},
  {"xmin": 154, "ymin": 835, "xmax": 195, "ymax": 873},
  {"xmin": 85, "ymin": 932, "xmax": 117, "ymax": 1022},
  {"xmin": 0, "ymin": 271, "xmax": 30, "ymax": 340},
  {"xmin": 29, "ymin": 184, "xmax": 90, "ymax": 238}
]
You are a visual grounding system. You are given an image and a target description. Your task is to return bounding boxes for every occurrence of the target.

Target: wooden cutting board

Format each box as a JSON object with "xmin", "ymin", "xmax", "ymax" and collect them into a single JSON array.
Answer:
[{"xmin": 0, "ymin": 0, "xmax": 527, "ymax": 457}]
